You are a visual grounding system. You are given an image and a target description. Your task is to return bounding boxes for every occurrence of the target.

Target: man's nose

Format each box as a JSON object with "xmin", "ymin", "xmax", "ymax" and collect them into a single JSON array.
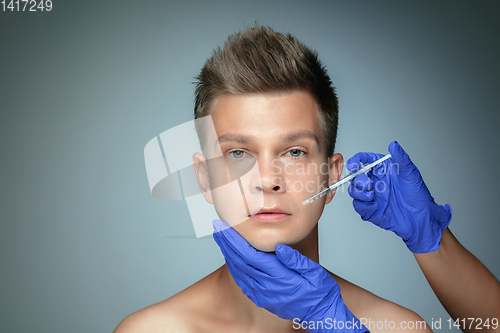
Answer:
[{"xmin": 255, "ymin": 156, "xmax": 286, "ymax": 193}]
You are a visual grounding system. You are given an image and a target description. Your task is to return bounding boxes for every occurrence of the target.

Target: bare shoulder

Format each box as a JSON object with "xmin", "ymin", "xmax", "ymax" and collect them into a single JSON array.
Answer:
[
  {"xmin": 328, "ymin": 270, "xmax": 432, "ymax": 333},
  {"xmin": 114, "ymin": 267, "xmax": 225, "ymax": 333},
  {"xmin": 113, "ymin": 301, "xmax": 184, "ymax": 333}
]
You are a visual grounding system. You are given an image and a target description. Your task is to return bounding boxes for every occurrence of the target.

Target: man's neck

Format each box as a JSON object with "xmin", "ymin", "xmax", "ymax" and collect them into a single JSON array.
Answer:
[
  {"xmin": 289, "ymin": 223, "xmax": 319, "ymax": 263},
  {"xmin": 216, "ymin": 225, "xmax": 319, "ymax": 332}
]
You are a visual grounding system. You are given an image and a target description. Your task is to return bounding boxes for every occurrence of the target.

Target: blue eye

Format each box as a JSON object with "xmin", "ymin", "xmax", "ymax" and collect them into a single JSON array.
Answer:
[
  {"xmin": 227, "ymin": 150, "xmax": 248, "ymax": 159},
  {"xmin": 286, "ymin": 149, "xmax": 305, "ymax": 158}
]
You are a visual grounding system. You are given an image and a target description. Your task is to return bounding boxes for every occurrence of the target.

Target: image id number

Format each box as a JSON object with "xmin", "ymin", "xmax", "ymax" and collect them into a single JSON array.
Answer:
[{"xmin": 1, "ymin": 0, "xmax": 53, "ymax": 11}]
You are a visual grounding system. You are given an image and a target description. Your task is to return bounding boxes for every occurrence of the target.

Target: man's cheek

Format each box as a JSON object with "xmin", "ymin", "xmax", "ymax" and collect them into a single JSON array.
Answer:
[
  {"xmin": 298, "ymin": 174, "xmax": 329, "ymax": 195},
  {"xmin": 305, "ymin": 180, "xmax": 317, "ymax": 193},
  {"xmin": 211, "ymin": 183, "xmax": 249, "ymax": 227}
]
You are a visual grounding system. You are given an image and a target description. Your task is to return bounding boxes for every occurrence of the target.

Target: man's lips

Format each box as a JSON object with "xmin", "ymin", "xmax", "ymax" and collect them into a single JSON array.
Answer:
[
  {"xmin": 255, "ymin": 207, "xmax": 290, "ymax": 215},
  {"xmin": 249, "ymin": 207, "xmax": 291, "ymax": 222}
]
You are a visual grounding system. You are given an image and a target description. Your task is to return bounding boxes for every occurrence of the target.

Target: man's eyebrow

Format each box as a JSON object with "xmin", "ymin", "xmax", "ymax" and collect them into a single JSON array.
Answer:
[
  {"xmin": 279, "ymin": 131, "xmax": 320, "ymax": 146},
  {"xmin": 215, "ymin": 134, "xmax": 256, "ymax": 147},
  {"xmin": 214, "ymin": 131, "xmax": 319, "ymax": 147}
]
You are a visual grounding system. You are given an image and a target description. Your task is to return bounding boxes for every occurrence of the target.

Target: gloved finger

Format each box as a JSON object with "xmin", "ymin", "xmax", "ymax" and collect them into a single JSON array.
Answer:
[
  {"xmin": 348, "ymin": 183, "xmax": 375, "ymax": 201},
  {"xmin": 225, "ymin": 257, "xmax": 270, "ymax": 307},
  {"xmin": 352, "ymin": 199, "xmax": 379, "ymax": 221},
  {"xmin": 350, "ymin": 174, "xmax": 373, "ymax": 191},
  {"xmin": 213, "ymin": 222, "xmax": 273, "ymax": 274},
  {"xmin": 371, "ymin": 178, "xmax": 391, "ymax": 195},
  {"xmin": 275, "ymin": 244, "xmax": 332, "ymax": 285},
  {"xmin": 213, "ymin": 220, "xmax": 254, "ymax": 273},
  {"xmin": 213, "ymin": 224, "xmax": 272, "ymax": 279},
  {"xmin": 346, "ymin": 152, "xmax": 385, "ymax": 173},
  {"xmin": 213, "ymin": 220, "xmax": 290, "ymax": 278},
  {"xmin": 213, "ymin": 227, "xmax": 237, "ymax": 267},
  {"xmin": 213, "ymin": 229, "xmax": 274, "ymax": 286},
  {"xmin": 225, "ymin": 255, "xmax": 261, "ymax": 292}
]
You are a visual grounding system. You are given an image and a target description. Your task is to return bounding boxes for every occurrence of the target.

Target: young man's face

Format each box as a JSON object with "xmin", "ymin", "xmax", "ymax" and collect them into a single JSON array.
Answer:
[{"xmin": 194, "ymin": 90, "xmax": 343, "ymax": 252}]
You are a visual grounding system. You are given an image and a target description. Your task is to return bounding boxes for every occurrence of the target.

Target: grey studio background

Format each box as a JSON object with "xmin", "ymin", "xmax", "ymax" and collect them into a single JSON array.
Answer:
[{"xmin": 1, "ymin": 0, "xmax": 499, "ymax": 332}]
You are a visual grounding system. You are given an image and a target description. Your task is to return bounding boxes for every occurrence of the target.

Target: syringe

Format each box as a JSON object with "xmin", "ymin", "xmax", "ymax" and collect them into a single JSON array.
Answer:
[{"xmin": 298, "ymin": 153, "xmax": 392, "ymax": 207}]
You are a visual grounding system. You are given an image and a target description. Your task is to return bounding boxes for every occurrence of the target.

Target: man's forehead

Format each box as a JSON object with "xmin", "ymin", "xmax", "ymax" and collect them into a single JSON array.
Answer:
[{"xmin": 210, "ymin": 92, "xmax": 323, "ymax": 129}]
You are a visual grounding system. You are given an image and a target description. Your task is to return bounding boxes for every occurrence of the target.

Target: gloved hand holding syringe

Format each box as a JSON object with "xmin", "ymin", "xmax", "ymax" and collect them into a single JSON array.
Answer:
[
  {"xmin": 299, "ymin": 141, "xmax": 451, "ymax": 253},
  {"xmin": 298, "ymin": 153, "xmax": 392, "ymax": 207}
]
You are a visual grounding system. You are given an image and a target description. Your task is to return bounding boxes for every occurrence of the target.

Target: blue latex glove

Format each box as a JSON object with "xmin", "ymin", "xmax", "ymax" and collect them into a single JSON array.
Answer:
[
  {"xmin": 213, "ymin": 219, "xmax": 369, "ymax": 333},
  {"xmin": 346, "ymin": 141, "xmax": 452, "ymax": 253}
]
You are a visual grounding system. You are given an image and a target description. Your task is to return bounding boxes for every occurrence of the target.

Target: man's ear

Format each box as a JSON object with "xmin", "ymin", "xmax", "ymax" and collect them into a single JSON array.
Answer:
[
  {"xmin": 192, "ymin": 152, "xmax": 213, "ymax": 204},
  {"xmin": 325, "ymin": 153, "xmax": 344, "ymax": 205}
]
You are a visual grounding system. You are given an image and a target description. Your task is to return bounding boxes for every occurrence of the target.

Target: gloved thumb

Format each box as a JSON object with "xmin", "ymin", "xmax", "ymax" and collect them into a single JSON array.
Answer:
[{"xmin": 388, "ymin": 141, "xmax": 419, "ymax": 181}]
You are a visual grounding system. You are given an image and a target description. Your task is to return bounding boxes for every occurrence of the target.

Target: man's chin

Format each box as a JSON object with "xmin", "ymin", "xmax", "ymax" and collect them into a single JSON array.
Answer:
[
  {"xmin": 250, "ymin": 242, "xmax": 278, "ymax": 253},
  {"xmin": 230, "ymin": 221, "xmax": 304, "ymax": 252},
  {"xmin": 245, "ymin": 236, "xmax": 295, "ymax": 253}
]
